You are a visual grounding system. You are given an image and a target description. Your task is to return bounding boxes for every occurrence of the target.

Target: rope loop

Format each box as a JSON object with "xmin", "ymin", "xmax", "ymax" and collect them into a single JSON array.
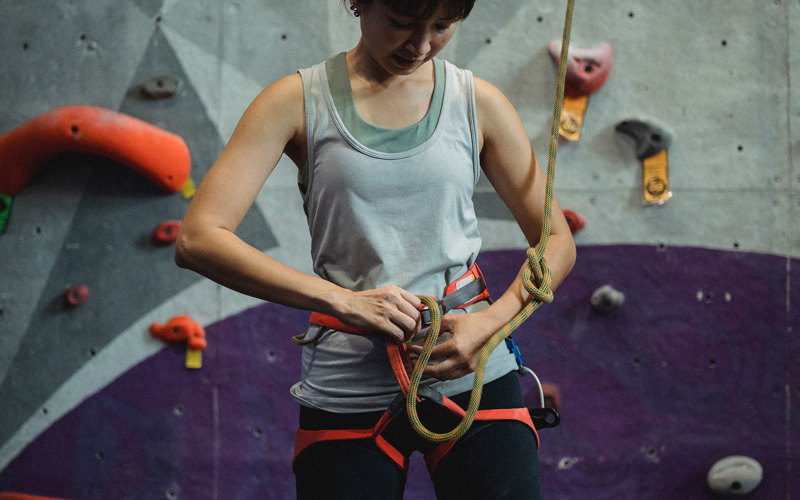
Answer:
[{"xmin": 523, "ymin": 246, "xmax": 554, "ymax": 303}]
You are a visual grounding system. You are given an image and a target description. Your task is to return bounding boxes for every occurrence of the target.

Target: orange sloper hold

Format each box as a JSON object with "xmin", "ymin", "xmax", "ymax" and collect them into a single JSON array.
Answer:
[
  {"xmin": 0, "ymin": 105, "xmax": 190, "ymax": 195},
  {"xmin": 150, "ymin": 314, "xmax": 207, "ymax": 350}
]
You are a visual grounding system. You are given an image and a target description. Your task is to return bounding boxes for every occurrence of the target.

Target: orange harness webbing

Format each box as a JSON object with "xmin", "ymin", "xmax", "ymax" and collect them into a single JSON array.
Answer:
[{"xmin": 294, "ymin": 264, "xmax": 539, "ymax": 472}]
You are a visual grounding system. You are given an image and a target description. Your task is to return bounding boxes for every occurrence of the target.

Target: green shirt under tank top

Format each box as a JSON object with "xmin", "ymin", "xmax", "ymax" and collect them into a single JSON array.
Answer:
[{"xmin": 324, "ymin": 52, "xmax": 445, "ymax": 154}]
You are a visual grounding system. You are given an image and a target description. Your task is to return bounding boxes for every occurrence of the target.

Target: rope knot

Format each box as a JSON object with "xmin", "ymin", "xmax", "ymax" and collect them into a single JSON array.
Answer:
[{"xmin": 524, "ymin": 247, "xmax": 554, "ymax": 303}]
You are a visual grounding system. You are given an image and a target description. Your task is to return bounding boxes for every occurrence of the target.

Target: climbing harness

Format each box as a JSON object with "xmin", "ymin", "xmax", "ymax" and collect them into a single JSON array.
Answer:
[
  {"xmin": 405, "ymin": 0, "xmax": 575, "ymax": 442},
  {"xmin": 294, "ymin": 0, "xmax": 575, "ymax": 464},
  {"xmin": 296, "ymin": 264, "xmax": 541, "ymax": 473}
]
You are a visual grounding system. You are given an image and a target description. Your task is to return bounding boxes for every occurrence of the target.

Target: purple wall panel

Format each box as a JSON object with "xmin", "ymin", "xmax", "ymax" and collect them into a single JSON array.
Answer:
[{"xmin": 1, "ymin": 245, "xmax": 796, "ymax": 499}]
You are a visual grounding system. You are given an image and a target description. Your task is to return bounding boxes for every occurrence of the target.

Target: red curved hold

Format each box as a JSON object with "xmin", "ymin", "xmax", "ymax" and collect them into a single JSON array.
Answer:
[
  {"xmin": 562, "ymin": 208, "xmax": 586, "ymax": 234},
  {"xmin": 547, "ymin": 42, "xmax": 613, "ymax": 97},
  {"xmin": 0, "ymin": 106, "xmax": 190, "ymax": 195},
  {"xmin": 151, "ymin": 219, "xmax": 181, "ymax": 245}
]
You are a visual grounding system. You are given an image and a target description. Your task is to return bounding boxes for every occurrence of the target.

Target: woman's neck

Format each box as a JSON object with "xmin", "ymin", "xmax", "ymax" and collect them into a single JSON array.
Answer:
[{"xmin": 344, "ymin": 43, "xmax": 437, "ymax": 129}]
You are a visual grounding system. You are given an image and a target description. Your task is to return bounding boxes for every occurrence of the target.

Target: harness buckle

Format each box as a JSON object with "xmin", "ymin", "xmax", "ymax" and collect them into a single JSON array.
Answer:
[{"xmin": 419, "ymin": 299, "xmax": 445, "ymax": 327}]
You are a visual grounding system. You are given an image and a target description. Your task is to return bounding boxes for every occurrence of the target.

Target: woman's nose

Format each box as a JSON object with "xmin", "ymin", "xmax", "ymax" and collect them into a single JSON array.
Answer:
[{"xmin": 405, "ymin": 30, "xmax": 431, "ymax": 56}]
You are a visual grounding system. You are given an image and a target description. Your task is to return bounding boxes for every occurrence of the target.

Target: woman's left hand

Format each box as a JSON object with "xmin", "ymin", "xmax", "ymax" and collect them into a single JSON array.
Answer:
[{"xmin": 408, "ymin": 312, "xmax": 491, "ymax": 381}]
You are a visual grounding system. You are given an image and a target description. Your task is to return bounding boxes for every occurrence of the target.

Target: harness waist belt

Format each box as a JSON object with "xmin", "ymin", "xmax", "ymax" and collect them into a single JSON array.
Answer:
[{"xmin": 308, "ymin": 262, "xmax": 490, "ymax": 334}]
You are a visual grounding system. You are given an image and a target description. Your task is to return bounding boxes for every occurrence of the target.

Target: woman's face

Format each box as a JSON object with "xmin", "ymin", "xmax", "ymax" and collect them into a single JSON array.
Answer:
[{"xmin": 356, "ymin": 0, "xmax": 458, "ymax": 76}]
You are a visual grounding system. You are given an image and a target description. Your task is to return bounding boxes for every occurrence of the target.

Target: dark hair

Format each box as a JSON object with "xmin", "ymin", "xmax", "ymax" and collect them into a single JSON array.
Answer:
[{"xmin": 351, "ymin": 0, "xmax": 475, "ymax": 21}]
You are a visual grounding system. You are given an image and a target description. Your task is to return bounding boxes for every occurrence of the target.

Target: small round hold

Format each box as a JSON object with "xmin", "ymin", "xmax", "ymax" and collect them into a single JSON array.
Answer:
[
  {"xmin": 562, "ymin": 208, "xmax": 586, "ymax": 234},
  {"xmin": 141, "ymin": 75, "xmax": 180, "ymax": 99},
  {"xmin": 590, "ymin": 284, "xmax": 624, "ymax": 315},
  {"xmin": 151, "ymin": 220, "xmax": 182, "ymax": 245},
  {"xmin": 64, "ymin": 284, "xmax": 90, "ymax": 307},
  {"xmin": 707, "ymin": 455, "xmax": 763, "ymax": 496}
]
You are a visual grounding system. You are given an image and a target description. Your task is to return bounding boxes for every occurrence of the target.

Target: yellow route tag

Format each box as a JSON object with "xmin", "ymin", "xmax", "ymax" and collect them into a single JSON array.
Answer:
[
  {"xmin": 642, "ymin": 149, "xmax": 671, "ymax": 204},
  {"xmin": 558, "ymin": 94, "xmax": 589, "ymax": 141},
  {"xmin": 185, "ymin": 348, "xmax": 203, "ymax": 369},
  {"xmin": 181, "ymin": 178, "xmax": 196, "ymax": 199}
]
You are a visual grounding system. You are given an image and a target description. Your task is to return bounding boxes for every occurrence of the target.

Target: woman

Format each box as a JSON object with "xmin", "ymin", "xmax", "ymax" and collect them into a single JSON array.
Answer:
[{"xmin": 175, "ymin": 0, "xmax": 576, "ymax": 498}]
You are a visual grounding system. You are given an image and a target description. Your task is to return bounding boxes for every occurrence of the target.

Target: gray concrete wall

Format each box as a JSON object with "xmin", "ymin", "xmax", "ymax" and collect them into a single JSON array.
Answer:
[{"xmin": 0, "ymin": 0, "xmax": 797, "ymax": 498}]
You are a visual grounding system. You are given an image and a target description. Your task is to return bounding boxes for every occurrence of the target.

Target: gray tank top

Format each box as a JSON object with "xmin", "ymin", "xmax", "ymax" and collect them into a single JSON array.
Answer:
[{"xmin": 290, "ymin": 56, "xmax": 518, "ymax": 412}]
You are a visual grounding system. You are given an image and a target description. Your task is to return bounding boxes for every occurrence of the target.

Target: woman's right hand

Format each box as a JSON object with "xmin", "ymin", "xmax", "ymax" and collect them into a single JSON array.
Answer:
[{"xmin": 336, "ymin": 285, "xmax": 422, "ymax": 343}]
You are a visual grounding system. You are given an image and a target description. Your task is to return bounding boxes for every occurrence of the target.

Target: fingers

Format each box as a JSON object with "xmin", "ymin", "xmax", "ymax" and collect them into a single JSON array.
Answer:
[
  {"xmin": 417, "ymin": 344, "xmax": 477, "ymax": 381},
  {"xmin": 342, "ymin": 285, "xmax": 421, "ymax": 343},
  {"xmin": 408, "ymin": 314, "xmax": 481, "ymax": 381}
]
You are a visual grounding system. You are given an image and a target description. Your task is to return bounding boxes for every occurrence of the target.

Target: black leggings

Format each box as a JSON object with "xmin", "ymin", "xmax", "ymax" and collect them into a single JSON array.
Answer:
[{"xmin": 294, "ymin": 372, "xmax": 542, "ymax": 500}]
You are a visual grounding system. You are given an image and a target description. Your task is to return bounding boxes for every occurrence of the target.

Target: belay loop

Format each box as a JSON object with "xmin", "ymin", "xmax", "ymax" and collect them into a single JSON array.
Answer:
[{"xmin": 405, "ymin": 0, "xmax": 575, "ymax": 442}]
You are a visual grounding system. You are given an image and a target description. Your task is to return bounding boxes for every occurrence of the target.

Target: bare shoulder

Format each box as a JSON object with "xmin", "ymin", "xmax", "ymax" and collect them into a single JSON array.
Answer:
[
  {"xmin": 473, "ymin": 76, "xmax": 527, "ymax": 150},
  {"xmin": 240, "ymin": 73, "xmax": 304, "ymax": 138}
]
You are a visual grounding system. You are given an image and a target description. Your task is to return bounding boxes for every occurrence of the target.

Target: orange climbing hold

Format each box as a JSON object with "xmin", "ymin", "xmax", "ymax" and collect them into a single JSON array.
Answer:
[
  {"xmin": 0, "ymin": 105, "xmax": 190, "ymax": 195},
  {"xmin": 0, "ymin": 493, "xmax": 67, "ymax": 500},
  {"xmin": 150, "ymin": 314, "xmax": 207, "ymax": 350}
]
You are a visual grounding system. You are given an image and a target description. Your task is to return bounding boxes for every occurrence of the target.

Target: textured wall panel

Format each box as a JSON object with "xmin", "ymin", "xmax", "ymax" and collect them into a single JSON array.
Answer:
[{"xmin": 1, "ymin": 246, "xmax": 795, "ymax": 499}]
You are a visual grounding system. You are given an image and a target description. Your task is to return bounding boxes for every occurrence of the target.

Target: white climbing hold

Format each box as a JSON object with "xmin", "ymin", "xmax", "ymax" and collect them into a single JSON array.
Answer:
[
  {"xmin": 590, "ymin": 284, "xmax": 625, "ymax": 315},
  {"xmin": 707, "ymin": 455, "xmax": 763, "ymax": 496}
]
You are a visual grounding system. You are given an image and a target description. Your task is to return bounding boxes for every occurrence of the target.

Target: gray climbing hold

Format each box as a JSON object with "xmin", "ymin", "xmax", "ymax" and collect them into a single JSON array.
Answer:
[
  {"xmin": 707, "ymin": 455, "xmax": 763, "ymax": 496},
  {"xmin": 141, "ymin": 75, "xmax": 180, "ymax": 99},
  {"xmin": 590, "ymin": 284, "xmax": 625, "ymax": 315},
  {"xmin": 615, "ymin": 119, "xmax": 671, "ymax": 160}
]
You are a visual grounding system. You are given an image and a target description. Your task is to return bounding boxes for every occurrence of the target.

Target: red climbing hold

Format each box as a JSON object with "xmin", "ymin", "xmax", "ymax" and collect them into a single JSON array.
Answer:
[
  {"xmin": 63, "ymin": 284, "xmax": 89, "ymax": 307},
  {"xmin": 541, "ymin": 383, "xmax": 561, "ymax": 410},
  {"xmin": 0, "ymin": 106, "xmax": 191, "ymax": 195},
  {"xmin": 150, "ymin": 315, "xmax": 207, "ymax": 350},
  {"xmin": 150, "ymin": 220, "xmax": 181, "ymax": 245},
  {"xmin": 562, "ymin": 208, "xmax": 585, "ymax": 234},
  {"xmin": 546, "ymin": 42, "xmax": 613, "ymax": 97}
]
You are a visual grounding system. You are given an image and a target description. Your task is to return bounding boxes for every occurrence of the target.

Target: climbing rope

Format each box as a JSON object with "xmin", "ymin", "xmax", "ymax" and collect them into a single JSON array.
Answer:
[{"xmin": 406, "ymin": 0, "xmax": 576, "ymax": 442}]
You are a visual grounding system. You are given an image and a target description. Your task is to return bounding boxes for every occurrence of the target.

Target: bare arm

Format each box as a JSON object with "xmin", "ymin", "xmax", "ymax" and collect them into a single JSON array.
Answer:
[
  {"xmin": 175, "ymin": 74, "xmax": 420, "ymax": 341},
  {"xmin": 419, "ymin": 77, "xmax": 577, "ymax": 379}
]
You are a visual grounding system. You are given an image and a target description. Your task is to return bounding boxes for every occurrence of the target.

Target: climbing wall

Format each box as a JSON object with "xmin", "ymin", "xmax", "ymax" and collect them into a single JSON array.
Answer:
[{"xmin": 0, "ymin": 0, "xmax": 797, "ymax": 499}]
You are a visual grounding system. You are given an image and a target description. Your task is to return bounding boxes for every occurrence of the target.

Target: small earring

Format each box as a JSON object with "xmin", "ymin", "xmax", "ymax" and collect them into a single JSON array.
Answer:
[{"xmin": 350, "ymin": 3, "xmax": 360, "ymax": 17}]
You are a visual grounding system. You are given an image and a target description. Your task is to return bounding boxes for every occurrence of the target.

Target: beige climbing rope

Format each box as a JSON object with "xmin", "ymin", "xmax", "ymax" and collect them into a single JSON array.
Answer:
[{"xmin": 406, "ymin": 0, "xmax": 576, "ymax": 442}]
